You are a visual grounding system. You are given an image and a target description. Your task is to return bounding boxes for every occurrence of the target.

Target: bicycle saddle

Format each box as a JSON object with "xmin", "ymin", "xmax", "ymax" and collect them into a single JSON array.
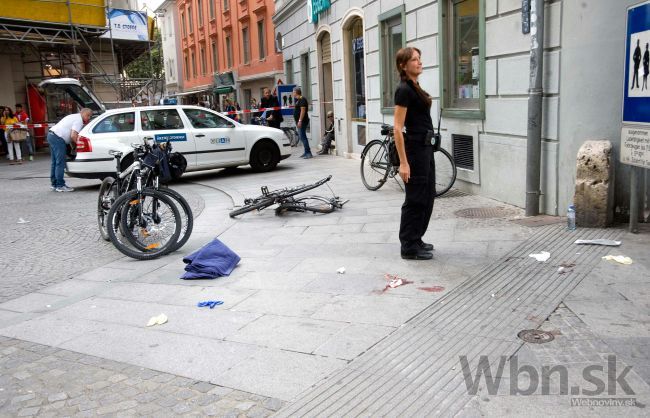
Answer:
[{"xmin": 381, "ymin": 124, "xmax": 394, "ymax": 135}]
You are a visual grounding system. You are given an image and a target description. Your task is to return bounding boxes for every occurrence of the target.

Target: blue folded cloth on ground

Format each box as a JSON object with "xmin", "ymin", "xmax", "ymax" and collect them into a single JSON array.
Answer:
[
  {"xmin": 181, "ymin": 238, "xmax": 240, "ymax": 279},
  {"xmin": 197, "ymin": 300, "xmax": 224, "ymax": 309}
]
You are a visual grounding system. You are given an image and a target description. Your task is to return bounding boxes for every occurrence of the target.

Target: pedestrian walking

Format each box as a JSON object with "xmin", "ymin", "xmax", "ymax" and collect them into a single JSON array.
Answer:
[
  {"xmin": 393, "ymin": 47, "xmax": 436, "ymax": 260},
  {"xmin": 2, "ymin": 107, "xmax": 22, "ymax": 165},
  {"xmin": 260, "ymin": 87, "xmax": 283, "ymax": 129},
  {"xmin": 47, "ymin": 108, "xmax": 92, "ymax": 192},
  {"xmin": 15, "ymin": 104, "xmax": 33, "ymax": 161},
  {"xmin": 293, "ymin": 87, "xmax": 312, "ymax": 159}
]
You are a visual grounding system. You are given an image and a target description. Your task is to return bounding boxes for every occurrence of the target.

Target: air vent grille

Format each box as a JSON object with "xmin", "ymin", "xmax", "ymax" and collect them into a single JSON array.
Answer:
[{"xmin": 452, "ymin": 134, "xmax": 474, "ymax": 170}]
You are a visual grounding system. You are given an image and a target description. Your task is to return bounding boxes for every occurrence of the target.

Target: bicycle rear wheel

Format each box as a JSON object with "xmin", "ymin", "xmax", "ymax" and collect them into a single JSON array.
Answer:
[
  {"xmin": 97, "ymin": 176, "xmax": 118, "ymax": 241},
  {"xmin": 361, "ymin": 140, "xmax": 390, "ymax": 191},
  {"xmin": 434, "ymin": 148, "xmax": 457, "ymax": 197},
  {"xmin": 276, "ymin": 196, "xmax": 335, "ymax": 215}
]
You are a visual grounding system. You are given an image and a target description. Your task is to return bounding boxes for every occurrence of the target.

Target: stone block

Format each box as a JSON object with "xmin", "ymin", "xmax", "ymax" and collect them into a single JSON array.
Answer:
[{"xmin": 573, "ymin": 140, "xmax": 614, "ymax": 227}]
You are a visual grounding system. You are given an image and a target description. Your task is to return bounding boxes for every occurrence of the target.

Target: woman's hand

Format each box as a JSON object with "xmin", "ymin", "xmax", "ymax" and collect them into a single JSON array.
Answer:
[{"xmin": 399, "ymin": 162, "xmax": 410, "ymax": 183}]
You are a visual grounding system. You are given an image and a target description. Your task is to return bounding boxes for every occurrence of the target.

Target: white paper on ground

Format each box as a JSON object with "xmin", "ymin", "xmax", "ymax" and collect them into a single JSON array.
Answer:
[
  {"xmin": 146, "ymin": 313, "xmax": 168, "ymax": 327},
  {"xmin": 602, "ymin": 255, "xmax": 633, "ymax": 265},
  {"xmin": 336, "ymin": 267, "xmax": 346, "ymax": 274},
  {"xmin": 529, "ymin": 251, "xmax": 551, "ymax": 262}
]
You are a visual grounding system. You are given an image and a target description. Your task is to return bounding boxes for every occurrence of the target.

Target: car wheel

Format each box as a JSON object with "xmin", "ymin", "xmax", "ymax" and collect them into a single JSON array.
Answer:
[{"xmin": 250, "ymin": 141, "xmax": 279, "ymax": 172}]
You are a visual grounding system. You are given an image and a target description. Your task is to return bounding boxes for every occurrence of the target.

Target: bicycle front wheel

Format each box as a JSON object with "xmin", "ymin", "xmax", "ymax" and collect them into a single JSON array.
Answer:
[
  {"xmin": 109, "ymin": 190, "xmax": 182, "ymax": 260},
  {"xmin": 361, "ymin": 140, "xmax": 390, "ymax": 191},
  {"xmin": 434, "ymin": 148, "xmax": 457, "ymax": 197}
]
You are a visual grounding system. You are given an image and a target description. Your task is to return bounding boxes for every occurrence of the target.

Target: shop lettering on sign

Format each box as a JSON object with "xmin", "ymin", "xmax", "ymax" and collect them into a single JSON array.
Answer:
[{"xmin": 307, "ymin": 0, "xmax": 331, "ymax": 24}]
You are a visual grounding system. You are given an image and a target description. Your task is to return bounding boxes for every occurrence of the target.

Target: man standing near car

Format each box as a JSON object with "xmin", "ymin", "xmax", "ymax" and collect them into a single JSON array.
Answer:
[
  {"xmin": 293, "ymin": 87, "xmax": 312, "ymax": 159},
  {"xmin": 47, "ymin": 108, "xmax": 92, "ymax": 192},
  {"xmin": 260, "ymin": 87, "xmax": 283, "ymax": 129}
]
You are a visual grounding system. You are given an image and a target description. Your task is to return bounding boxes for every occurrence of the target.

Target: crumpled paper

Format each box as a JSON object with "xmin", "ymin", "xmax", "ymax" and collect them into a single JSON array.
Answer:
[
  {"xmin": 529, "ymin": 251, "xmax": 551, "ymax": 262},
  {"xmin": 602, "ymin": 255, "xmax": 633, "ymax": 265},
  {"xmin": 146, "ymin": 313, "xmax": 168, "ymax": 327}
]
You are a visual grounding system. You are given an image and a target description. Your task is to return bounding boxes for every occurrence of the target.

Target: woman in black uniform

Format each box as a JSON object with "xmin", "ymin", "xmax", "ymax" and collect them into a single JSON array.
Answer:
[{"xmin": 394, "ymin": 47, "xmax": 435, "ymax": 260}]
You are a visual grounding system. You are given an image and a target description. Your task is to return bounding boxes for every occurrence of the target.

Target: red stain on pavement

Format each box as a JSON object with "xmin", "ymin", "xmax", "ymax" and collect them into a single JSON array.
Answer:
[{"xmin": 418, "ymin": 286, "xmax": 445, "ymax": 292}]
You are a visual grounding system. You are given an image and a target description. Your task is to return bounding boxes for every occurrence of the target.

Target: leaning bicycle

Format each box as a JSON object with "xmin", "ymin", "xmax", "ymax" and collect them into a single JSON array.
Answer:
[{"xmin": 360, "ymin": 124, "xmax": 456, "ymax": 197}]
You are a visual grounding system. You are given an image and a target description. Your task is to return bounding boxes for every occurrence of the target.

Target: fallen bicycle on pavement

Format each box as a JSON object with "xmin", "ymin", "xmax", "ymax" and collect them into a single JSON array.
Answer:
[{"xmin": 229, "ymin": 175, "xmax": 348, "ymax": 217}]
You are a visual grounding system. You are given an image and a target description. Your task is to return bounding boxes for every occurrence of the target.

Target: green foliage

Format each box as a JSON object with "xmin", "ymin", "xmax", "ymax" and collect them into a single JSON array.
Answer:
[{"xmin": 124, "ymin": 28, "xmax": 164, "ymax": 79}]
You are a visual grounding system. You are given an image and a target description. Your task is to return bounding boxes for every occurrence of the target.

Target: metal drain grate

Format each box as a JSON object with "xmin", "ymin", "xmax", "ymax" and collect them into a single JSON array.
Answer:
[
  {"xmin": 437, "ymin": 189, "xmax": 468, "ymax": 199},
  {"xmin": 454, "ymin": 207, "xmax": 516, "ymax": 219},
  {"xmin": 517, "ymin": 329, "xmax": 555, "ymax": 344}
]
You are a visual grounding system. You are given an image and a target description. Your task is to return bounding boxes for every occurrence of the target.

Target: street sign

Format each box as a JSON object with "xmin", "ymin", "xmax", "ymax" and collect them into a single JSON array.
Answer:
[
  {"xmin": 277, "ymin": 84, "xmax": 296, "ymax": 117},
  {"xmin": 623, "ymin": 1, "xmax": 650, "ymax": 125},
  {"xmin": 621, "ymin": 126, "xmax": 650, "ymax": 168}
]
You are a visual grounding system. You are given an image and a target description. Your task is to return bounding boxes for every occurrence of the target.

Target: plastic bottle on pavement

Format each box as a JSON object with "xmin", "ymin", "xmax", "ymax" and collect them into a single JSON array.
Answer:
[{"xmin": 567, "ymin": 204, "xmax": 576, "ymax": 231}]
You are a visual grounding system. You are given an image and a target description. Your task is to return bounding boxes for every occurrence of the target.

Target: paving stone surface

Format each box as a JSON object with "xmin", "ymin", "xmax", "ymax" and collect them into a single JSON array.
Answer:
[{"xmin": 0, "ymin": 336, "xmax": 285, "ymax": 417}]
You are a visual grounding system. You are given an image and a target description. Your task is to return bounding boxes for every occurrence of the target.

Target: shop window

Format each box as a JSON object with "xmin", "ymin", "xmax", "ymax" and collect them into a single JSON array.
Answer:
[
  {"xmin": 441, "ymin": 0, "xmax": 485, "ymax": 118},
  {"xmin": 349, "ymin": 18, "xmax": 366, "ymax": 121},
  {"xmin": 379, "ymin": 6, "xmax": 404, "ymax": 111},
  {"xmin": 300, "ymin": 52, "xmax": 311, "ymax": 103},
  {"xmin": 258, "ymin": 20, "xmax": 266, "ymax": 59},
  {"xmin": 242, "ymin": 27, "xmax": 250, "ymax": 64}
]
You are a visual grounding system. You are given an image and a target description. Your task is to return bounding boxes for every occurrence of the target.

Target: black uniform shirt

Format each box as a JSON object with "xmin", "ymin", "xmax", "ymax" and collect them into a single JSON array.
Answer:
[
  {"xmin": 394, "ymin": 79, "xmax": 433, "ymax": 134},
  {"xmin": 293, "ymin": 97, "xmax": 310, "ymax": 124}
]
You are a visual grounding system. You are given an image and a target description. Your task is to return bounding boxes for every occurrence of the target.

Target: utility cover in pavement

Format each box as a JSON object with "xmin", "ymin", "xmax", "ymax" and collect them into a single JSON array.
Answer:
[
  {"xmin": 454, "ymin": 207, "xmax": 516, "ymax": 219},
  {"xmin": 517, "ymin": 329, "xmax": 555, "ymax": 344}
]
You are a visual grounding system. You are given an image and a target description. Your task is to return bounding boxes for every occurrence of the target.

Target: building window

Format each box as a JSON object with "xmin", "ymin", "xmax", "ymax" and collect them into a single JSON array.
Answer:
[
  {"xmin": 191, "ymin": 51, "xmax": 197, "ymax": 78},
  {"xmin": 223, "ymin": 0, "xmax": 229, "ymax": 11},
  {"xmin": 211, "ymin": 41, "xmax": 218, "ymax": 71},
  {"xmin": 258, "ymin": 20, "xmax": 266, "ymax": 59},
  {"xmin": 300, "ymin": 52, "xmax": 311, "ymax": 103},
  {"xmin": 349, "ymin": 18, "xmax": 366, "ymax": 121},
  {"xmin": 184, "ymin": 55, "xmax": 189, "ymax": 80},
  {"xmin": 242, "ymin": 27, "xmax": 250, "ymax": 64},
  {"xmin": 169, "ymin": 58, "xmax": 174, "ymax": 78},
  {"xmin": 209, "ymin": 0, "xmax": 214, "ymax": 19},
  {"xmin": 188, "ymin": 6, "xmax": 193, "ymax": 34},
  {"xmin": 275, "ymin": 32, "xmax": 283, "ymax": 53},
  {"xmin": 197, "ymin": 0, "xmax": 203, "ymax": 26},
  {"xmin": 225, "ymin": 36, "xmax": 233, "ymax": 68},
  {"xmin": 181, "ymin": 12, "xmax": 186, "ymax": 37},
  {"xmin": 379, "ymin": 6, "xmax": 404, "ymax": 110},
  {"xmin": 200, "ymin": 46, "xmax": 207, "ymax": 75},
  {"xmin": 285, "ymin": 59, "xmax": 293, "ymax": 84},
  {"xmin": 443, "ymin": 0, "xmax": 482, "ymax": 112}
]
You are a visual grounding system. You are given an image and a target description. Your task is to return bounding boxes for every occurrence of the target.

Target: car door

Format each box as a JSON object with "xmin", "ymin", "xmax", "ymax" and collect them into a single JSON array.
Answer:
[
  {"xmin": 139, "ymin": 108, "xmax": 197, "ymax": 167},
  {"xmin": 182, "ymin": 107, "xmax": 246, "ymax": 167}
]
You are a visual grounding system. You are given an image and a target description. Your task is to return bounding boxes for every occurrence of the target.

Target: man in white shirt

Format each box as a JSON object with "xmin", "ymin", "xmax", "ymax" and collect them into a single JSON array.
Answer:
[{"xmin": 47, "ymin": 108, "xmax": 93, "ymax": 192}]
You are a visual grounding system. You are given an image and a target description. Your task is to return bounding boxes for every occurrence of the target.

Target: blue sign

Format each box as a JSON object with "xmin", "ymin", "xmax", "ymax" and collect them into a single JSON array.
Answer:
[
  {"xmin": 623, "ymin": 1, "xmax": 650, "ymax": 124},
  {"xmin": 155, "ymin": 133, "xmax": 187, "ymax": 142},
  {"xmin": 277, "ymin": 84, "xmax": 296, "ymax": 117}
]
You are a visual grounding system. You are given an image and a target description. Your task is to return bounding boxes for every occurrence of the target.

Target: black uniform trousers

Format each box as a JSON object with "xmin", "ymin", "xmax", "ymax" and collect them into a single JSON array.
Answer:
[{"xmin": 399, "ymin": 136, "xmax": 435, "ymax": 254}]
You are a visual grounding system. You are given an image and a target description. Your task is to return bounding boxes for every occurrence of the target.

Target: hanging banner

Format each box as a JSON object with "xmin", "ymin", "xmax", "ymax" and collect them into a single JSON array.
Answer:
[
  {"xmin": 102, "ymin": 9, "xmax": 149, "ymax": 41},
  {"xmin": 307, "ymin": 0, "xmax": 331, "ymax": 24}
]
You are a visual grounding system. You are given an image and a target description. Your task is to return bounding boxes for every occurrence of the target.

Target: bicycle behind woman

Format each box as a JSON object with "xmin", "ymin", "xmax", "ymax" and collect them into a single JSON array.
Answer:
[{"xmin": 393, "ymin": 47, "xmax": 436, "ymax": 260}]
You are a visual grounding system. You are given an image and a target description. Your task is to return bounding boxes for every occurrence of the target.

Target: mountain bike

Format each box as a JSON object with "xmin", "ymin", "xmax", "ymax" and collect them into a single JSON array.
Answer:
[
  {"xmin": 98, "ymin": 141, "xmax": 192, "ymax": 259},
  {"xmin": 360, "ymin": 124, "xmax": 456, "ymax": 197},
  {"xmin": 229, "ymin": 175, "xmax": 347, "ymax": 217}
]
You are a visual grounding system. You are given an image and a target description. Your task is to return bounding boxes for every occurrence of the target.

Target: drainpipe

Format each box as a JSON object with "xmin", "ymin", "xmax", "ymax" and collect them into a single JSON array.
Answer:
[{"xmin": 525, "ymin": 0, "xmax": 545, "ymax": 216}]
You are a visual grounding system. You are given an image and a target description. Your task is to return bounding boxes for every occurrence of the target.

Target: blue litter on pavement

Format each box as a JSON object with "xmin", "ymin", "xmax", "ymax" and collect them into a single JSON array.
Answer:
[
  {"xmin": 197, "ymin": 300, "xmax": 224, "ymax": 309},
  {"xmin": 181, "ymin": 238, "xmax": 240, "ymax": 280}
]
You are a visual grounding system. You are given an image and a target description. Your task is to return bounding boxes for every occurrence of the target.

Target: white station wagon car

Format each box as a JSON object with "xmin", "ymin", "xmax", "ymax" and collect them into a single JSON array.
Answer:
[{"xmin": 39, "ymin": 79, "xmax": 291, "ymax": 179}]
